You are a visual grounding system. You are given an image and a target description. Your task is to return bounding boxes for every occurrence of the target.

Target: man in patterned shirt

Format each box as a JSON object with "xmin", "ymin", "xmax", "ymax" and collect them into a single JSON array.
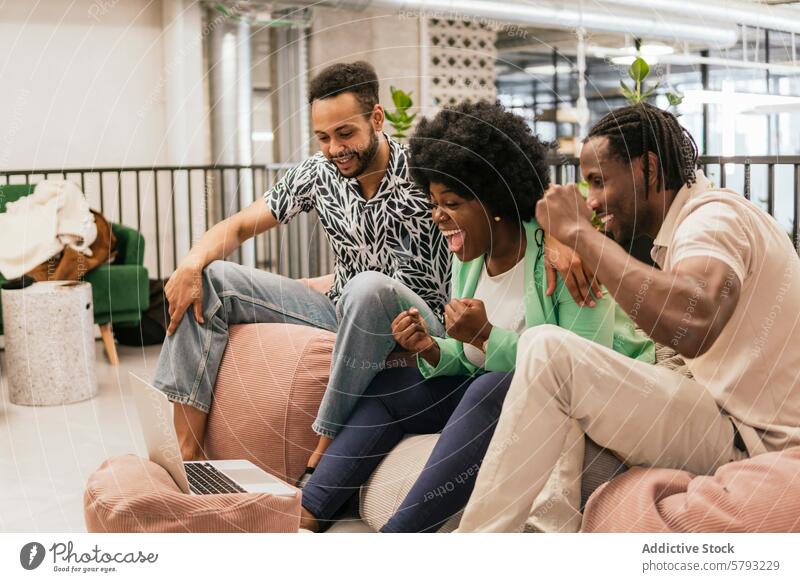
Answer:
[{"xmin": 153, "ymin": 61, "xmax": 450, "ymax": 465}]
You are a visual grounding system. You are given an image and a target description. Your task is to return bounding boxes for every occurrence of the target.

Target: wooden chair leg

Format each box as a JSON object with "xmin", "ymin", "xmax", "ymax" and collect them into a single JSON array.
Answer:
[{"xmin": 99, "ymin": 323, "xmax": 119, "ymax": 366}]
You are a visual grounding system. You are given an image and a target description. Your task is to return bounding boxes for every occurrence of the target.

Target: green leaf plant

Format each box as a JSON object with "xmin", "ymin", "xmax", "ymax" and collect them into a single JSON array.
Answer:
[
  {"xmin": 619, "ymin": 40, "xmax": 683, "ymax": 110},
  {"xmin": 384, "ymin": 86, "xmax": 417, "ymax": 141}
]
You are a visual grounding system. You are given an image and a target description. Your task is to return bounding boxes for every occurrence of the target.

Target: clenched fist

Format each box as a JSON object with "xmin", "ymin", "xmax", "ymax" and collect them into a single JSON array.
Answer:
[
  {"xmin": 536, "ymin": 183, "xmax": 594, "ymax": 248},
  {"xmin": 391, "ymin": 308, "xmax": 440, "ymax": 366},
  {"xmin": 444, "ymin": 298, "xmax": 493, "ymax": 349}
]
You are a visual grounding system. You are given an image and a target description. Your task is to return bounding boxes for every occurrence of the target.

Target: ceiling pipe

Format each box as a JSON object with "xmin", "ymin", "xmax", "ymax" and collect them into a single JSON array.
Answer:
[
  {"xmin": 588, "ymin": 47, "xmax": 800, "ymax": 75},
  {"xmin": 592, "ymin": 0, "xmax": 800, "ymax": 36},
  {"xmin": 655, "ymin": 53, "xmax": 800, "ymax": 75},
  {"xmin": 274, "ymin": 0, "xmax": 740, "ymax": 46}
]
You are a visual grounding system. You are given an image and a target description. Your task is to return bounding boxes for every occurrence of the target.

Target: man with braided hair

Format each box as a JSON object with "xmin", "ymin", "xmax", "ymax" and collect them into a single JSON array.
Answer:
[{"xmin": 459, "ymin": 102, "xmax": 800, "ymax": 532}]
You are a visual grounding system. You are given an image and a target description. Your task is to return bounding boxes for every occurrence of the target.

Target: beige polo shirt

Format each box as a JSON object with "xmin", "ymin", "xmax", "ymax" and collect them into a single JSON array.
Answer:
[{"xmin": 652, "ymin": 170, "xmax": 800, "ymax": 455}]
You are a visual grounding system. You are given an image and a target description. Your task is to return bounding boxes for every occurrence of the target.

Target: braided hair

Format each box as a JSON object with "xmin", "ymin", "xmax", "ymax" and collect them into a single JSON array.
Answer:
[{"xmin": 585, "ymin": 103, "xmax": 699, "ymax": 197}]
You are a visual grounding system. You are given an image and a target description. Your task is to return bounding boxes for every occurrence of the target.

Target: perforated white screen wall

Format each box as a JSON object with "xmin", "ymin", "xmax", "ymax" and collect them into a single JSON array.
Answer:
[{"xmin": 427, "ymin": 17, "xmax": 497, "ymax": 107}]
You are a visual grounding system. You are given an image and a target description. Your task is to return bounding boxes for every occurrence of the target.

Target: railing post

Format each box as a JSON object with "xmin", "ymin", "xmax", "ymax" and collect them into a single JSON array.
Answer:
[
  {"xmin": 170, "ymin": 169, "xmax": 178, "ymax": 273},
  {"xmin": 767, "ymin": 163, "xmax": 775, "ymax": 215},
  {"xmin": 153, "ymin": 169, "xmax": 162, "ymax": 281},
  {"xmin": 794, "ymin": 163, "xmax": 800, "ymax": 253},
  {"xmin": 744, "ymin": 161, "xmax": 751, "ymax": 200}
]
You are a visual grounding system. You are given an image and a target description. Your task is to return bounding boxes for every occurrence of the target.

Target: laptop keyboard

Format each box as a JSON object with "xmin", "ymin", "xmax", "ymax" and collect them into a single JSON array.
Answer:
[{"xmin": 185, "ymin": 462, "xmax": 247, "ymax": 495}]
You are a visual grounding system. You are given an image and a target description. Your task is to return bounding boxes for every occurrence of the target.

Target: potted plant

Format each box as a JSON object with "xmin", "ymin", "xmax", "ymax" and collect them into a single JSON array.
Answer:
[{"xmin": 384, "ymin": 86, "xmax": 417, "ymax": 141}]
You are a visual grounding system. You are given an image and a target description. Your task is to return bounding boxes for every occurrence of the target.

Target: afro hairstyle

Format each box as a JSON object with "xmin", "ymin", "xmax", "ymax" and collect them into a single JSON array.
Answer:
[{"xmin": 408, "ymin": 100, "xmax": 552, "ymax": 222}]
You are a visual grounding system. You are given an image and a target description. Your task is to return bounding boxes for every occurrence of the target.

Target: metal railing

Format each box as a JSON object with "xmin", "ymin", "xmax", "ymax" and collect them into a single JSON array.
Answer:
[
  {"xmin": 0, "ymin": 164, "xmax": 334, "ymax": 281},
  {"xmin": 2, "ymin": 155, "xmax": 798, "ymax": 281}
]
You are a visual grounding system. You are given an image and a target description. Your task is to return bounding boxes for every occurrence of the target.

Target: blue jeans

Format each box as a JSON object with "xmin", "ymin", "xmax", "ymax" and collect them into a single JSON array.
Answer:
[
  {"xmin": 153, "ymin": 261, "xmax": 444, "ymax": 437},
  {"xmin": 301, "ymin": 368, "xmax": 514, "ymax": 532}
]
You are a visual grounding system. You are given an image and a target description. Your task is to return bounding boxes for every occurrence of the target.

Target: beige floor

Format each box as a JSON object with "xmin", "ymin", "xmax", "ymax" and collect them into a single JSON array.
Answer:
[{"xmin": 0, "ymin": 339, "xmax": 369, "ymax": 533}]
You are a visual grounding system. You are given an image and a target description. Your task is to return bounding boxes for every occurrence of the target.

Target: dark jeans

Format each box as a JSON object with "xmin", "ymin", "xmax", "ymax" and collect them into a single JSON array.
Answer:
[{"xmin": 301, "ymin": 367, "xmax": 514, "ymax": 532}]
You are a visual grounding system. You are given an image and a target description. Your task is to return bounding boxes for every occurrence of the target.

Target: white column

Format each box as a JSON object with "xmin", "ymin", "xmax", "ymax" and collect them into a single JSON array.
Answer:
[
  {"xmin": 161, "ymin": 0, "xmax": 211, "ymax": 269},
  {"xmin": 162, "ymin": 0, "xmax": 209, "ymax": 166},
  {"xmin": 207, "ymin": 5, "xmax": 255, "ymax": 267}
]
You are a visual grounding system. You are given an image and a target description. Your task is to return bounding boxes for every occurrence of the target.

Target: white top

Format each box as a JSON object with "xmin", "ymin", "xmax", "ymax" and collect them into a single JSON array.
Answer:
[
  {"xmin": 652, "ymin": 170, "xmax": 800, "ymax": 454},
  {"xmin": 463, "ymin": 257, "xmax": 527, "ymax": 368}
]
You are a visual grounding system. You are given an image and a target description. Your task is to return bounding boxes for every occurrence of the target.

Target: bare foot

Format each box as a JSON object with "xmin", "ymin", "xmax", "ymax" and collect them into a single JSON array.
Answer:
[
  {"xmin": 174, "ymin": 402, "xmax": 209, "ymax": 461},
  {"xmin": 180, "ymin": 445, "xmax": 208, "ymax": 462},
  {"xmin": 299, "ymin": 507, "xmax": 319, "ymax": 532},
  {"xmin": 306, "ymin": 436, "xmax": 333, "ymax": 469}
]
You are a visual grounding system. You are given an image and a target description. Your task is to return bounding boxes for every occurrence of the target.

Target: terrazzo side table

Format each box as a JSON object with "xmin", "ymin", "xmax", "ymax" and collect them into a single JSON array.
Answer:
[{"xmin": 2, "ymin": 281, "xmax": 98, "ymax": 406}]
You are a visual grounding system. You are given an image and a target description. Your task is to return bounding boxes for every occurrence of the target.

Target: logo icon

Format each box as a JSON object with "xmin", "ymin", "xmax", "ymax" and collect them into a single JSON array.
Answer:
[{"xmin": 20, "ymin": 542, "xmax": 46, "ymax": 570}]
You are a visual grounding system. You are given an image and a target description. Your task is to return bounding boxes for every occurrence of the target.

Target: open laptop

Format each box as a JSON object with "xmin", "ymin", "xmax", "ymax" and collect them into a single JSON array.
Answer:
[{"xmin": 130, "ymin": 372, "xmax": 298, "ymax": 497}]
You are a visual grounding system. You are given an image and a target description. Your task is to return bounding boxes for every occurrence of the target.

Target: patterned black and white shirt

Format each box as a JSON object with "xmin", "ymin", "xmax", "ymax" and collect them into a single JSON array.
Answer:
[{"xmin": 264, "ymin": 135, "xmax": 450, "ymax": 314}]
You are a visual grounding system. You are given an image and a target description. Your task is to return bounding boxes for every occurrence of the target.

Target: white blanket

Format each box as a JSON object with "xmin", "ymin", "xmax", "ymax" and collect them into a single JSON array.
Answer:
[{"xmin": 0, "ymin": 180, "xmax": 97, "ymax": 279}]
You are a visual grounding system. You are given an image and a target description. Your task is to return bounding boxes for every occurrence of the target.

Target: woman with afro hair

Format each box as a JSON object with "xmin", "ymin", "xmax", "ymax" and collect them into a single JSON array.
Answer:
[{"xmin": 298, "ymin": 101, "xmax": 654, "ymax": 532}]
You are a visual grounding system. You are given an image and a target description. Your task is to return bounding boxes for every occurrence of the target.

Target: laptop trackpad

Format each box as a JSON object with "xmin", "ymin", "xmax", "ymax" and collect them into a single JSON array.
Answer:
[
  {"xmin": 223, "ymin": 467, "xmax": 297, "ymax": 496},
  {"xmin": 224, "ymin": 467, "xmax": 268, "ymax": 485}
]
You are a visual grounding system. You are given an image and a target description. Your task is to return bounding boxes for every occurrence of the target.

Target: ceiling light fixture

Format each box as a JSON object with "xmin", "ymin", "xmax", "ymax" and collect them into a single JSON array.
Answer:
[
  {"xmin": 594, "ymin": 43, "xmax": 675, "ymax": 65},
  {"xmin": 524, "ymin": 64, "xmax": 575, "ymax": 76}
]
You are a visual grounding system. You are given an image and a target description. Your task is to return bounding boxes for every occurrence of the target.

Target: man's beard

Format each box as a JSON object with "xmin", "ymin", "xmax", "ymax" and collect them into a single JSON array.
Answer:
[{"xmin": 331, "ymin": 132, "xmax": 380, "ymax": 178}]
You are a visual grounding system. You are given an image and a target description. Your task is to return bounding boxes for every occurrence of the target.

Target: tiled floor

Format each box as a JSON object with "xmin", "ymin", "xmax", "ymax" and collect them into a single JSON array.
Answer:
[{"xmin": 0, "ymin": 339, "xmax": 369, "ymax": 533}]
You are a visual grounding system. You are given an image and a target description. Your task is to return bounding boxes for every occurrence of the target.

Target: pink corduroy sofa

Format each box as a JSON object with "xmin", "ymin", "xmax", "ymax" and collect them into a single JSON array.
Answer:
[
  {"xmin": 86, "ymin": 275, "xmax": 800, "ymax": 533},
  {"xmin": 208, "ymin": 275, "xmax": 800, "ymax": 533}
]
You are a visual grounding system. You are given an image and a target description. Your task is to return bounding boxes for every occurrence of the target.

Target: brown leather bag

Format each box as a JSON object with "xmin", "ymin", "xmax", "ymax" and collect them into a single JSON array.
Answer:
[{"xmin": 26, "ymin": 210, "xmax": 116, "ymax": 281}]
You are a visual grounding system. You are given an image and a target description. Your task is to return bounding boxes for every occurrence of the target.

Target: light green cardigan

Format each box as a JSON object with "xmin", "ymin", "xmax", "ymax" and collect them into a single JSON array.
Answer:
[{"xmin": 417, "ymin": 220, "xmax": 655, "ymax": 378}]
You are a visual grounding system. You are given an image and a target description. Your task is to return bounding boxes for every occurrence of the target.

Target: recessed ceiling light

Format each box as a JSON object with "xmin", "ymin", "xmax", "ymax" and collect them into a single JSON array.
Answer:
[
  {"xmin": 524, "ymin": 64, "xmax": 575, "ymax": 76},
  {"xmin": 611, "ymin": 55, "xmax": 660, "ymax": 66},
  {"xmin": 639, "ymin": 44, "xmax": 675, "ymax": 57},
  {"xmin": 592, "ymin": 43, "xmax": 675, "ymax": 63}
]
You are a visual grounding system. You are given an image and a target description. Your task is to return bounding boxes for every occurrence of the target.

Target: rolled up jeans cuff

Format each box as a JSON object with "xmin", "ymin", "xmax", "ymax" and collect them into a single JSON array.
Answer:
[
  {"xmin": 157, "ymin": 388, "xmax": 211, "ymax": 414},
  {"xmin": 311, "ymin": 420, "xmax": 339, "ymax": 439}
]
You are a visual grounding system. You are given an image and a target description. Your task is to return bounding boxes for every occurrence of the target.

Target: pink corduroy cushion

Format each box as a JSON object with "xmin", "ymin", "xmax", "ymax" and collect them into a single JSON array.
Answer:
[
  {"xmin": 206, "ymin": 321, "xmax": 415, "ymax": 485},
  {"xmin": 581, "ymin": 446, "xmax": 800, "ymax": 532},
  {"xmin": 83, "ymin": 455, "xmax": 301, "ymax": 533},
  {"xmin": 205, "ymin": 323, "xmax": 336, "ymax": 485}
]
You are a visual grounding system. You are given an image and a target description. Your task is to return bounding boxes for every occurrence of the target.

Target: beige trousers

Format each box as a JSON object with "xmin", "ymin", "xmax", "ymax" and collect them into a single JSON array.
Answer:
[{"xmin": 458, "ymin": 325, "xmax": 746, "ymax": 533}]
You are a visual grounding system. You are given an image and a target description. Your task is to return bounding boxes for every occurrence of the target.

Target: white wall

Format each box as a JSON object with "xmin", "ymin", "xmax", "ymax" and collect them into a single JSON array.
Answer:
[
  {"xmin": 0, "ymin": 0, "xmax": 215, "ymax": 279},
  {"xmin": 0, "ymin": 0, "xmax": 180, "ymax": 170},
  {"xmin": 308, "ymin": 7, "xmax": 423, "ymax": 133}
]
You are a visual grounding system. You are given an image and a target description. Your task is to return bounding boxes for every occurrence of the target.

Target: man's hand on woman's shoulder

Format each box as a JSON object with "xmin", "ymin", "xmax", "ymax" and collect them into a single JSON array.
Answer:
[{"xmin": 543, "ymin": 232, "xmax": 602, "ymax": 307}]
